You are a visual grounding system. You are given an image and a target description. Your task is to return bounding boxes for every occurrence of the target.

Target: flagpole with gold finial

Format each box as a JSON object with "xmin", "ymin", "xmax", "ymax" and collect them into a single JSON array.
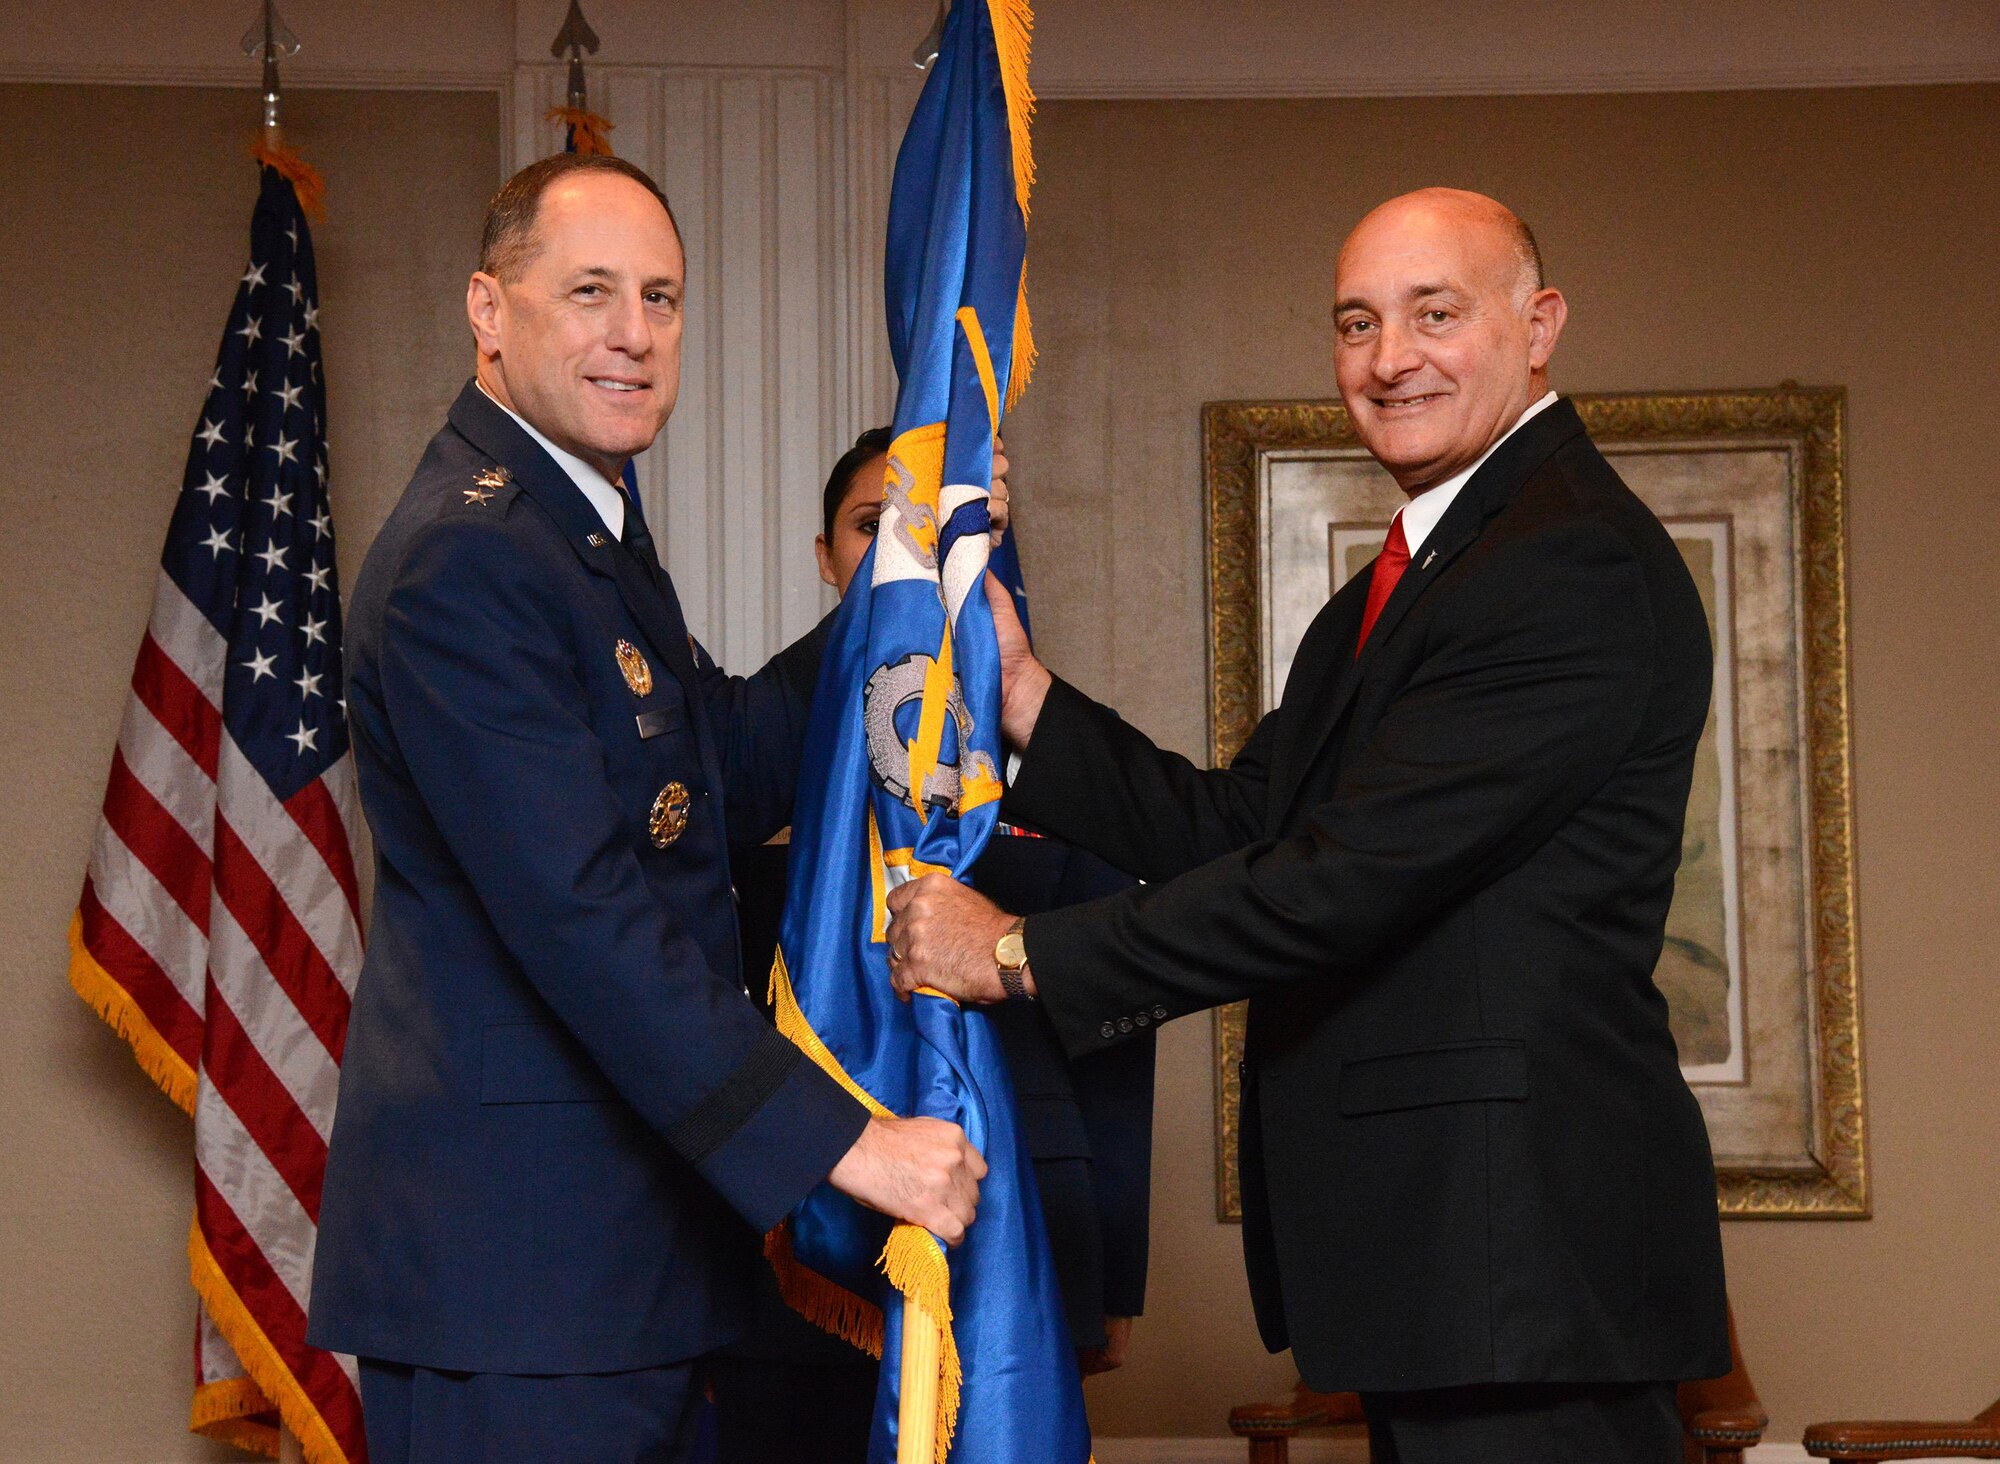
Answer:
[{"xmin": 241, "ymin": 0, "xmax": 325, "ymax": 219}]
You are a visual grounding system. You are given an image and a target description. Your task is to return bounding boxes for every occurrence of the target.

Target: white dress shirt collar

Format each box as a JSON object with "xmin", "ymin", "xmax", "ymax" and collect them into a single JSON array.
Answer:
[
  {"xmin": 1395, "ymin": 390, "xmax": 1559, "ymax": 557},
  {"xmin": 475, "ymin": 379, "xmax": 627, "ymax": 540}
]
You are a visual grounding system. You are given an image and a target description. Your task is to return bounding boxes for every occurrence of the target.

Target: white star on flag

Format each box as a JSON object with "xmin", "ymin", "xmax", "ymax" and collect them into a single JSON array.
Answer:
[
  {"xmin": 295, "ymin": 669, "xmax": 323, "ymax": 700},
  {"xmin": 278, "ymin": 381, "xmax": 305, "ymax": 411},
  {"xmin": 195, "ymin": 472, "xmax": 230, "ymax": 505},
  {"xmin": 255, "ymin": 542, "xmax": 289, "ymax": 574},
  {"xmin": 302, "ymin": 614, "xmax": 326, "ymax": 647},
  {"xmin": 270, "ymin": 433, "xmax": 299, "ymax": 466},
  {"xmin": 305, "ymin": 564, "xmax": 332, "ymax": 594},
  {"xmin": 284, "ymin": 275, "xmax": 304, "ymax": 304},
  {"xmin": 286, "ymin": 719, "xmax": 319, "ymax": 756},
  {"xmin": 281, "ymin": 328, "xmax": 307, "ymax": 361},
  {"xmin": 201, "ymin": 527, "xmax": 235, "ymax": 559},
  {"xmin": 237, "ymin": 315, "xmax": 263, "ymax": 345},
  {"xmin": 243, "ymin": 648, "xmax": 278, "ymax": 682},
  {"xmin": 241, "ymin": 370, "xmax": 259, "ymax": 401},
  {"xmin": 197, "ymin": 417, "xmax": 229, "ymax": 450},
  {"xmin": 265, "ymin": 488, "xmax": 294, "ymax": 519},
  {"xmin": 242, "ymin": 261, "xmax": 267, "ymax": 289},
  {"xmin": 251, "ymin": 593, "xmax": 283, "ymax": 627},
  {"xmin": 308, "ymin": 508, "xmax": 332, "ymax": 539},
  {"xmin": 302, "ymin": 301, "xmax": 319, "ymax": 333}
]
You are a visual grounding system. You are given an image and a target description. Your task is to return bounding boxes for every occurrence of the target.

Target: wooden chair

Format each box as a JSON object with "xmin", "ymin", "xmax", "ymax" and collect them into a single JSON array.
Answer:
[
  {"xmin": 1803, "ymin": 1398, "xmax": 2000, "ymax": 1460},
  {"xmin": 1228, "ymin": 1302, "xmax": 1766, "ymax": 1464}
]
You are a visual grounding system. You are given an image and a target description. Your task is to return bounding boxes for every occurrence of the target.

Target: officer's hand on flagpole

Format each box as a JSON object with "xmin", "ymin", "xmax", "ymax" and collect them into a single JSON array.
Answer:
[
  {"xmin": 984, "ymin": 570, "xmax": 1050, "ymax": 750},
  {"xmin": 884, "ymin": 874, "xmax": 1023, "ymax": 1006},
  {"xmin": 828, "ymin": 1114, "xmax": 989, "ymax": 1246}
]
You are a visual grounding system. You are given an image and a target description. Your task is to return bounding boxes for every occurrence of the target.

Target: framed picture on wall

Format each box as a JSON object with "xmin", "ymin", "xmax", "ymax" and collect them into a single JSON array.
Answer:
[{"xmin": 1203, "ymin": 387, "xmax": 1867, "ymax": 1220}]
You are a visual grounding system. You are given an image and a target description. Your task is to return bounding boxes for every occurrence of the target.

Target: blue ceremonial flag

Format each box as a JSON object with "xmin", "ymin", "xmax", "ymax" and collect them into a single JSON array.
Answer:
[{"xmin": 764, "ymin": 1, "xmax": 1088, "ymax": 1461}]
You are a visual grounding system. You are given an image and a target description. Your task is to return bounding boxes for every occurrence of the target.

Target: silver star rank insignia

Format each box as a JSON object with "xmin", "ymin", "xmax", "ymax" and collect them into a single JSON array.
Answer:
[{"xmin": 466, "ymin": 465, "xmax": 511, "ymax": 505}]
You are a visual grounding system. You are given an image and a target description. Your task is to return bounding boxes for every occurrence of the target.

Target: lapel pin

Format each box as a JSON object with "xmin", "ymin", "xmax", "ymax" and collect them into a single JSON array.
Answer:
[
  {"xmin": 586, "ymin": 532, "xmax": 607, "ymax": 548},
  {"xmin": 1421, "ymin": 550, "xmax": 1436, "ymax": 569}
]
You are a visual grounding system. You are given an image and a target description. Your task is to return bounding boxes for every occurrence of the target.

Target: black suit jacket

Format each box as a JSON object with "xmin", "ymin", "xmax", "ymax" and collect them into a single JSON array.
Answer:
[{"xmin": 1006, "ymin": 399, "xmax": 1730, "ymax": 1393}]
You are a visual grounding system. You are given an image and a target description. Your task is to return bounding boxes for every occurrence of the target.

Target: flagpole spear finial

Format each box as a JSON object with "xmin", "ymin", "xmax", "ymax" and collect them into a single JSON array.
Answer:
[
  {"xmin": 912, "ymin": 0, "xmax": 947, "ymax": 70},
  {"xmin": 240, "ymin": 0, "xmax": 301, "ymax": 143},
  {"xmin": 551, "ymin": 0, "xmax": 603, "ymax": 113}
]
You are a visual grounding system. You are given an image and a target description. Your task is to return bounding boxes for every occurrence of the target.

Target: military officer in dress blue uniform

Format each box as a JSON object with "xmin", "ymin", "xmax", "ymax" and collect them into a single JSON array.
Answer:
[{"xmin": 308, "ymin": 153, "xmax": 986, "ymax": 1464}]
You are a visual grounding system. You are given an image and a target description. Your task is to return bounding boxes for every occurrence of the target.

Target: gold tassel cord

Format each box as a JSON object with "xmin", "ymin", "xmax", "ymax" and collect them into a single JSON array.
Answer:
[
  {"xmin": 545, "ymin": 106, "xmax": 618, "ymax": 157},
  {"xmin": 250, "ymin": 137, "xmax": 326, "ymax": 222}
]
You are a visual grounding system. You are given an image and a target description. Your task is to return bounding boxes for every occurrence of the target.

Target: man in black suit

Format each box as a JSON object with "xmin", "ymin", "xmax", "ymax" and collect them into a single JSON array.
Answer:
[{"xmin": 883, "ymin": 188, "xmax": 1730, "ymax": 1463}]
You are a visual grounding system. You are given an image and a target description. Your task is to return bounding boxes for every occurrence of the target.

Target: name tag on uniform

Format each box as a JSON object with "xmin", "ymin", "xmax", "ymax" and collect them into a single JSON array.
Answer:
[{"xmin": 635, "ymin": 709, "xmax": 675, "ymax": 740}]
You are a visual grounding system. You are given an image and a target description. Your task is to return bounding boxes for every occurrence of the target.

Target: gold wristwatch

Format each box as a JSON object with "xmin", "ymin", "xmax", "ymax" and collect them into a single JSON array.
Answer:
[{"xmin": 995, "ymin": 916, "xmax": 1031, "ymax": 1001}]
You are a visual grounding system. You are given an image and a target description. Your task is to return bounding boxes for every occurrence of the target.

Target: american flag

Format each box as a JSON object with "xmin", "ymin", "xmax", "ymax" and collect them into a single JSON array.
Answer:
[{"xmin": 67, "ymin": 161, "xmax": 366, "ymax": 1464}]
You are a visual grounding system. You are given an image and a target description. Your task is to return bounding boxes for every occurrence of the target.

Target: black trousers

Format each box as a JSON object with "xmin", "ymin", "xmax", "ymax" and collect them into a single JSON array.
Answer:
[
  {"xmin": 1361, "ymin": 1381, "xmax": 1682, "ymax": 1464},
  {"xmin": 358, "ymin": 1356, "xmax": 702, "ymax": 1464},
  {"xmin": 708, "ymin": 1352, "xmax": 877, "ymax": 1464}
]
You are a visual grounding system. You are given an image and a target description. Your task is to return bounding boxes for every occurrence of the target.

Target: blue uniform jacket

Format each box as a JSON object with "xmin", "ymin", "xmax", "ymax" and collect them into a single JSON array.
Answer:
[{"xmin": 308, "ymin": 382, "xmax": 870, "ymax": 1375}]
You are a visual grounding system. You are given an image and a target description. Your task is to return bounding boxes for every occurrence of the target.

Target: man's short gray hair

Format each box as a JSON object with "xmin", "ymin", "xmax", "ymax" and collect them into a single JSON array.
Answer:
[
  {"xmin": 1509, "ymin": 213, "xmax": 1546, "ymax": 305},
  {"xmin": 478, "ymin": 153, "xmax": 681, "ymax": 281}
]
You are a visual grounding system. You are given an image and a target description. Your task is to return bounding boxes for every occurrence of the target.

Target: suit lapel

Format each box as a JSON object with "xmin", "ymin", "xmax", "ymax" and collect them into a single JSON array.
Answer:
[
  {"xmin": 446, "ymin": 382, "xmax": 727, "ymax": 795},
  {"xmin": 1270, "ymin": 398, "xmax": 1590, "ymax": 822}
]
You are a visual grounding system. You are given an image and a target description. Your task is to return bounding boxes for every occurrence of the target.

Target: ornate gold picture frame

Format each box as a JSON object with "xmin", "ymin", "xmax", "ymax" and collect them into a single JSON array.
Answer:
[{"xmin": 1205, "ymin": 388, "xmax": 1866, "ymax": 1221}]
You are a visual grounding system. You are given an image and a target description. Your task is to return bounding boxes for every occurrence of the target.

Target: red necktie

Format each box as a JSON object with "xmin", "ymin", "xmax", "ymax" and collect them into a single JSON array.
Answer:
[{"xmin": 1354, "ymin": 512, "xmax": 1411, "ymax": 658}]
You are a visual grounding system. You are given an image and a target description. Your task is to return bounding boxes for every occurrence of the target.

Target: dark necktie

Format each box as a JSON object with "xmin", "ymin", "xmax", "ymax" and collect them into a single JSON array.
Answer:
[
  {"xmin": 1354, "ymin": 511, "xmax": 1411, "ymax": 658},
  {"xmin": 619, "ymin": 483, "xmax": 680, "ymax": 612}
]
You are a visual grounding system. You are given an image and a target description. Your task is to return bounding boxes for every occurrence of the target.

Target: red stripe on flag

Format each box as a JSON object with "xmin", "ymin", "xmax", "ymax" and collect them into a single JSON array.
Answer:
[
  {"xmin": 78, "ymin": 882, "xmax": 205, "ymax": 1071},
  {"xmin": 102, "ymin": 749, "xmax": 212, "ymax": 932},
  {"xmin": 194, "ymin": 1173, "xmax": 368, "ymax": 1461},
  {"xmin": 202, "ymin": 994, "xmax": 329, "ymax": 1222},
  {"xmin": 213, "ymin": 818, "xmax": 351, "ymax": 1060},
  {"xmin": 284, "ymin": 779, "xmax": 361, "ymax": 925},
  {"xmin": 132, "ymin": 633, "xmax": 221, "ymax": 780}
]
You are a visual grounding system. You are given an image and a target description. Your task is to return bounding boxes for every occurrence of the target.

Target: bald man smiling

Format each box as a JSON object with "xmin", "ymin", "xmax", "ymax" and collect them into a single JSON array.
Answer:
[{"xmin": 884, "ymin": 189, "xmax": 1732, "ymax": 1463}]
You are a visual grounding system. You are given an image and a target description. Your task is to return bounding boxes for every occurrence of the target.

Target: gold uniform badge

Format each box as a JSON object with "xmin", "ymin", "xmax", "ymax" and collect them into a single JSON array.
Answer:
[
  {"xmin": 615, "ymin": 640, "xmax": 653, "ymax": 697},
  {"xmin": 649, "ymin": 782, "xmax": 691, "ymax": 848}
]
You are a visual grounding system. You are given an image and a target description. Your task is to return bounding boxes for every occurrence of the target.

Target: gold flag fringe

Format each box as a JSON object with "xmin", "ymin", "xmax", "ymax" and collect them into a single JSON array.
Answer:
[
  {"xmin": 883, "ymin": 1224, "xmax": 963, "ymax": 1464},
  {"xmin": 251, "ymin": 137, "xmax": 326, "ymax": 222},
  {"xmin": 66, "ymin": 910, "xmax": 197, "ymax": 1115},
  {"xmin": 189, "ymin": 1223, "xmax": 352, "ymax": 1464},
  {"xmin": 191, "ymin": 1375, "xmax": 279, "ymax": 1459},
  {"xmin": 763, "ymin": 1220, "xmax": 885, "ymax": 1358},
  {"xmin": 546, "ymin": 106, "xmax": 618, "ymax": 157},
  {"xmin": 985, "ymin": 0, "xmax": 1037, "ymax": 408},
  {"xmin": 765, "ymin": 949, "xmax": 968, "ymax": 1460}
]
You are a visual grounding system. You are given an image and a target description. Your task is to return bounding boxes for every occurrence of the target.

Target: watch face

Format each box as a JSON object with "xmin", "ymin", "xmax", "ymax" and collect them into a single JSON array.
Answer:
[{"xmin": 996, "ymin": 933, "xmax": 1027, "ymax": 969}]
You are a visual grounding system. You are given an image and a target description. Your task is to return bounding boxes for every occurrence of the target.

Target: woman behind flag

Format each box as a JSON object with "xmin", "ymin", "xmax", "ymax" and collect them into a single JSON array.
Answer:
[{"xmin": 708, "ymin": 430, "xmax": 1157, "ymax": 1463}]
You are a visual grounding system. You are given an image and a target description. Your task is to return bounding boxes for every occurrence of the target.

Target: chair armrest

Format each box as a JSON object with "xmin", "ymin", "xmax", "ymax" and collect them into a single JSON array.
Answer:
[
  {"xmin": 1228, "ymin": 1398, "xmax": 1330, "ymax": 1437},
  {"xmin": 1687, "ymin": 1404, "xmax": 1769, "ymax": 1452},
  {"xmin": 1802, "ymin": 1419, "xmax": 2000, "ymax": 1460}
]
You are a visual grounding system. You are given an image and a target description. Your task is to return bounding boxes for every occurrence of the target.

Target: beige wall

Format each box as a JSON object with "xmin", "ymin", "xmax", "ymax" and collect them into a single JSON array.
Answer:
[
  {"xmin": 0, "ymin": 84, "xmax": 496, "ymax": 1460},
  {"xmin": 1007, "ymin": 85, "xmax": 2000, "ymax": 1438}
]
